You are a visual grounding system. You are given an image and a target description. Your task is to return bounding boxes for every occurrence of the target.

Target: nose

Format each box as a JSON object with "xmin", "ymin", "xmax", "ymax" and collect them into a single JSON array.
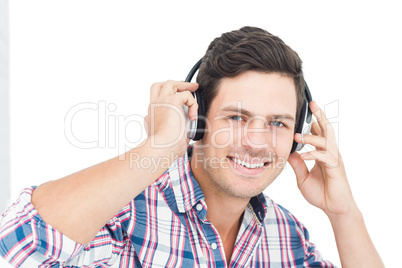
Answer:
[{"xmin": 241, "ymin": 116, "xmax": 273, "ymax": 149}]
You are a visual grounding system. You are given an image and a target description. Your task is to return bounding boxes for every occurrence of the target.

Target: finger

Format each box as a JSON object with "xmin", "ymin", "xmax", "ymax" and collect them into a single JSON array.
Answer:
[
  {"xmin": 188, "ymin": 102, "xmax": 199, "ymax": 121},
  {"xmin": 150, "ymin": 82, "xmax": 164, "ymax": 101},
  {"xmin": 177, "ymin": 91, "xmax": 198, "ymax": 120},
  {"xmin": 310, "ymin": 121, "xmax": 321, "ymax": 136},
  {"xmin": 310, "ymin": 101, "xmax": 335, "ymax": 139},
  {"xmin": 288, "ymin": 152, "xmax": 309, "ymax": 189},
  {"xmin": 161, "ymin": 80, "xmax": 199, "ymax": 95},
  {"xmin": 295, "ymin": 133, "xmax": 327, "ymax": 150},
  {"xmin": 300, "ymin": 150, "xmax": 339, "ymax": 168},
  {"xmin": 310, "ymin": 101, "xmax": 328, "ymax": 136},
  {"xmin": 143, "ymin": 115, "xmax": 150, "ymax": 135}
]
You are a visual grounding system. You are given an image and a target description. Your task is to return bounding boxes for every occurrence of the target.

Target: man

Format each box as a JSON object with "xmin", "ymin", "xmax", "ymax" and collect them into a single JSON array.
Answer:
[{"xmin": 0, "ymin": 26, "xmax": 383, "ymax": 267}]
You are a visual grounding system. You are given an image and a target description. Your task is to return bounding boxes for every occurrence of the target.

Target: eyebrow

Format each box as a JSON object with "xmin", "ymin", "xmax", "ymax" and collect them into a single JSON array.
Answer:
[{"xmin": 220, "ymin": 105, "xmax": 296, "ymax": 122}]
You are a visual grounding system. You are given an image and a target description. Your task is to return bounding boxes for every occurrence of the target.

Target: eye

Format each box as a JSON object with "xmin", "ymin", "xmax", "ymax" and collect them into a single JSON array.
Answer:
[
  {"xmin": 229, "ymin": 115, "xmax": 243, "ymax": 121},
  {"xmin": 270, "ymin": 121, "xmax": 285, "ymax": 127}
]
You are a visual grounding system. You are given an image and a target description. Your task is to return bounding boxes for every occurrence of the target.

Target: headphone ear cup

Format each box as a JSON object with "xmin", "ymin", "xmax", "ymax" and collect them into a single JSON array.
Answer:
[
  {"xmin": 184, "ymin": 59, "xmax": 205, "ymax": 140},
  {"xmin": 291, "ymin": 82, "xmax": 313, "ymax": 154},
  {"xmin": 191, "ymin": 90, "xmax": 206, "ymax": 141},
  {"xmin": 291, "ymin": 100, "xmax": 307, "ymax": 154}
]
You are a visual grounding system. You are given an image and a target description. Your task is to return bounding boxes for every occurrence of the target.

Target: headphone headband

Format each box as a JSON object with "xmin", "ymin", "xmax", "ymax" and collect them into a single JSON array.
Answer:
[{"xmin": 185, "ymin": 58, "xmax": 202, "ymax": 83}]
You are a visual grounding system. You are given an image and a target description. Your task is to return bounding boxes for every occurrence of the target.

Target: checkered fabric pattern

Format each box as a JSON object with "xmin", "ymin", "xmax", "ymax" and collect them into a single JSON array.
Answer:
[{"xmin": 0, "ymin": 149, "xmax": 334, "ymax": 267}]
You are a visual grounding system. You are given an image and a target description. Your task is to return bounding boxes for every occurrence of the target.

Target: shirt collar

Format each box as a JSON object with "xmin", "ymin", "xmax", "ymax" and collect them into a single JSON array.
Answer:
[
  {"xmin": 168, "ymin": 146, "xmax": 268, "ymax": 220},
  {"xmin": 169, "ymin": 146, "xmax": 205, "ymax": 213}
]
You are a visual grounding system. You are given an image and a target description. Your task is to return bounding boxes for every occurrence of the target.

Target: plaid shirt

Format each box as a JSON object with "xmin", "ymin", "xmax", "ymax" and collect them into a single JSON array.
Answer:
[{"xmin": 0, "ymin": 149, "xmax": 335, "ymax": 267}]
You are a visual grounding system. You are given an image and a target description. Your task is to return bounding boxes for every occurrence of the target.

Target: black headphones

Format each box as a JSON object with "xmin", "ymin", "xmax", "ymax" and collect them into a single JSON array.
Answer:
[{"xmin": 183, "ymin": 58, "xmax": 313, "ymax": 153}]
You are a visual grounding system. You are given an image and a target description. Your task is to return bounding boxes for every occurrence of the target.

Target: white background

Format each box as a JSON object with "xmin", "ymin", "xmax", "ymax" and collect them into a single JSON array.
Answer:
[{"xmin": 2, "ymin": 1, "xmax": 402, "ymax": 267}]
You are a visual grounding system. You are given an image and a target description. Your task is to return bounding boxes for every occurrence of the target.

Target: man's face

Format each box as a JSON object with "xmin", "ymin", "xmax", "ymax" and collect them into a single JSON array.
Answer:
[{"xmin": 192, "ymin": 71, "xmax": 297, "ymax": 200}]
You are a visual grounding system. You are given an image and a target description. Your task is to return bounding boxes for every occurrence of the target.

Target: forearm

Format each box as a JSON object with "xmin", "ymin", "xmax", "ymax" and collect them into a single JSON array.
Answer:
[
  {"xmin": 328, "ymin": 205, "xmax": 384, "ymax": 268},
  {"xmin": 31, "ymin": 138, "xmax": 173, "ymax": 245}
]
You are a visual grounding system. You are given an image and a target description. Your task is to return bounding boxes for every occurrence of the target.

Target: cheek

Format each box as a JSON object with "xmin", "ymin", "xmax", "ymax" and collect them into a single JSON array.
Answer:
[
  {"xmin": 207, "ymin": 120, "xmax": 236, "ymax": 148},
  {"xmin": 272, "ymin": 130, "xmax": 294, "ymax": 155}
]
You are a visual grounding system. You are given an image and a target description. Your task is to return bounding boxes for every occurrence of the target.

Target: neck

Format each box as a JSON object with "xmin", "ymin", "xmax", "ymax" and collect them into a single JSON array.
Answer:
[
  {"xmin": 204, "ymin": 193, "xmax": 247, "ymax": 239},
  {"xmin": 190, "ymin": 146, "xmax": 249, "ymax": 241}
]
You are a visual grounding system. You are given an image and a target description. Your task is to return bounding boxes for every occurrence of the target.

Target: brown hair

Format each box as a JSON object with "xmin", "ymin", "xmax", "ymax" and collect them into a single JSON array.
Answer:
[{"xmin": 196, "ymin": 26, "xmax": 305, "ymax": 123}]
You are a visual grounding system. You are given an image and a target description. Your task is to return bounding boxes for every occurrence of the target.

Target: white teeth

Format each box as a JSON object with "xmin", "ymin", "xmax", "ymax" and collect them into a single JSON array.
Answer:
[{"xmin": 232, "ymin": 157, "xmax": 265, "ymax": 169}]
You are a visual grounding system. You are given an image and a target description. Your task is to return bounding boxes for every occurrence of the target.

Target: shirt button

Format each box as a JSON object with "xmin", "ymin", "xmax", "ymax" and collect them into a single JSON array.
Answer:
[
  {"xmin": 196, "ymin": 204, "xmax": 203, "ymax": 211},
  {"xmin": 211, "ymin": 243, "xmax": 218, "ymax": 250}
]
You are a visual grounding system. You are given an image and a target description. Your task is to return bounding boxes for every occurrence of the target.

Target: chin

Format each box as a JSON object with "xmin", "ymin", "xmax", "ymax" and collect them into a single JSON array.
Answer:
[{"xmin": 216, "ymin": 168, "xmax": 277, "ymax": 199}]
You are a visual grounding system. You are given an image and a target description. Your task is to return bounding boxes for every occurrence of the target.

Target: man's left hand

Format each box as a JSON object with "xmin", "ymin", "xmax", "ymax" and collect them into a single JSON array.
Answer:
[{"xmin": 287, "ymin": 101, "xmax": 356, "ymax": 218}]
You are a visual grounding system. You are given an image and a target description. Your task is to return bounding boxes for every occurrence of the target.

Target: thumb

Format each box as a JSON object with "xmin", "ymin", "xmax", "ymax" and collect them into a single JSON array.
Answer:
[
  {"xmin": 288, "ymin": 152, "xmax": 309, "ymax": 189},
  {"xmin": 143, "ymin": 115, "xmax": 150, "ymax": 136}
]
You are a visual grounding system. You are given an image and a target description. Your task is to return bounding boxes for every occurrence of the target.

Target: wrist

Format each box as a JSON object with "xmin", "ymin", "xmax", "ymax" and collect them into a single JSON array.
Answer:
[
  {"xmin": 326, "ymin": 202, "xmax": 362, "ymax": 226},
  {"xmin": 126, "ymin": 138, "xmax": 183, "ymax": 174}
]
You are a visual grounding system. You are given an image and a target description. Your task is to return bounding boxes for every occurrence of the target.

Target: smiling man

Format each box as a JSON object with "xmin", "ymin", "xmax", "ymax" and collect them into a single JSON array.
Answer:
[
  {"xmin": 0, "ymin": 27, "xmax": 383, "ymax": 267},
  {"xmin": 190, "ymin": 71, "xmax": 299, "ymax": 265}
]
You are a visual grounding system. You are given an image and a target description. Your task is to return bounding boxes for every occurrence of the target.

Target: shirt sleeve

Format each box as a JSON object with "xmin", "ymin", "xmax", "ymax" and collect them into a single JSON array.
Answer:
[
  {"xmin": 299, "ymin": 223, "xmax": 337, "ymax": 268},
  {"xmin": 0, "ymin": 187, "xmax": 132, "ymax": 268}
]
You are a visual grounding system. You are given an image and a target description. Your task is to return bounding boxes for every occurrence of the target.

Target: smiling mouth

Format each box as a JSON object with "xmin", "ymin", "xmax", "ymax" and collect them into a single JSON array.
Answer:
[{"xmin": 227, "ymin": 156, "xmax": 271, "ymax": 169}]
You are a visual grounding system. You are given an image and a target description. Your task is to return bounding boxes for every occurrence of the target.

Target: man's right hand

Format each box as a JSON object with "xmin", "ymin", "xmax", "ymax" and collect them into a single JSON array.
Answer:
[
  {"xmin": 143, "ymin": 81, "xmax": 199, "ymax": 158},
  {"xmin": 30, "ymin": 80, "xmax": 199, "ymax": 246}
]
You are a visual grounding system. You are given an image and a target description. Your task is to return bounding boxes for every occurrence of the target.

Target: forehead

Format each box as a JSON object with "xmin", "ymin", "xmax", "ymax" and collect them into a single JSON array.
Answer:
[{"xmin": 210, "ymin": 71, "xmax": 297, "ymax": 116}]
